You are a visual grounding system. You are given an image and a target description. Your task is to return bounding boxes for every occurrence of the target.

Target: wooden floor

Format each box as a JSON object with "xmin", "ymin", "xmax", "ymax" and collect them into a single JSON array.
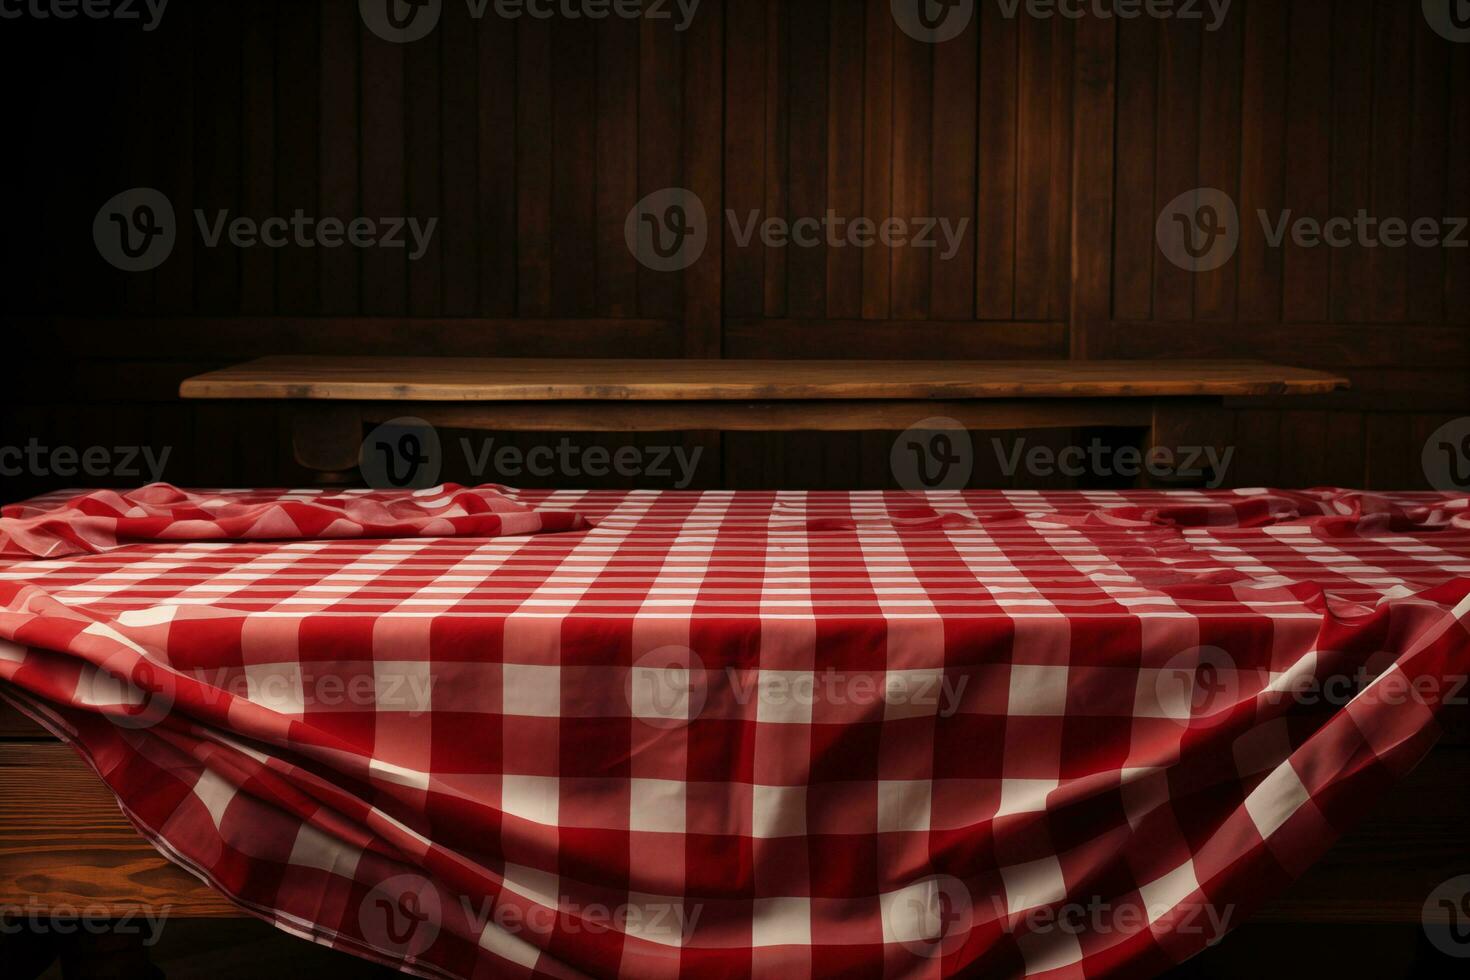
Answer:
[{"xmin": 1, "ymin": 919, "xmax": 1450, "ymax": 980}]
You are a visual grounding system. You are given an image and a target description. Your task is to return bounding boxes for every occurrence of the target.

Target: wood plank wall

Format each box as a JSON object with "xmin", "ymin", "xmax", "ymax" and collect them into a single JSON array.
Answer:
[{"xmin": 0, "ymin": 0, "xmax": 1465, "ymax": 498}]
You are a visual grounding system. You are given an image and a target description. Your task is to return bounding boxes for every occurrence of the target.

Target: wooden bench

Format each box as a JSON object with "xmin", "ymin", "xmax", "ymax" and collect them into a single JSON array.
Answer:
[{"xmin": 178, "ymin": 357, "xmax": 1348, "ymax": 483}]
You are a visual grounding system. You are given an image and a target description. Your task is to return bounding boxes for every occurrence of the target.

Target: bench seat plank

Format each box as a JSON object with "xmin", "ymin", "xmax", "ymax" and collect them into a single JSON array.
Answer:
[{"xmin": 180, "ymin": 357, "xmax": 1348, "ymax": 402}]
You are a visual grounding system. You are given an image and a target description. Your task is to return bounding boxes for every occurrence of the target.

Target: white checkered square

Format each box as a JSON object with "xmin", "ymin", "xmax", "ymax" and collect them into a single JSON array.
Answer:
[
  {"xmin": 1008, "ymin": 664, "xmax": 1069, "ymax": 717},
  {"xmin": 630, "ymin": 778, "xmax": 686, "ymax": 834},
  {"xmin": 755, "ymin": 670, "xmax": 814, "ymax": 725},
  {"xmin": 502, "ymin": 663, "xmax": 560, "ymax": 717}
]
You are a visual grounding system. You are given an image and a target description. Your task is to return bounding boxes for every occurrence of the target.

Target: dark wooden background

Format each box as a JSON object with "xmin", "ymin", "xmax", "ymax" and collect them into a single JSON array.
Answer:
[{"xmin": 1, "ymin": 0, "xmax": 1466, "ymax": 500}]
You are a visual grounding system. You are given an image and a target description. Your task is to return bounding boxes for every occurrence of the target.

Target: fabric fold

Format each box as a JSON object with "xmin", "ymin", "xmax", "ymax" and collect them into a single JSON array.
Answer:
[{"xmin": 0, "ymin": 483, "xmax": 592, "ymax": 559}]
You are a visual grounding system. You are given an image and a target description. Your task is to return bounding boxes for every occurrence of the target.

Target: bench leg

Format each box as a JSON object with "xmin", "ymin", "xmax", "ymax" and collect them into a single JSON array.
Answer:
[
  {"xmin": 1145, "ymin": 399, "xmax": 1235, "ymax": 489},
  {"xmin": 290, "ymin": 404, "xmax": 362, "ymax": 487}
]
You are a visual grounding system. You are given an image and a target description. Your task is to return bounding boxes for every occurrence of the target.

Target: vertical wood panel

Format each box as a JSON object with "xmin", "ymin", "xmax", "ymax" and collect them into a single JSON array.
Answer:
[
  {"xmin": 1045, "ymin": 18, "xmax": 1074, "ymax": 322},
  {"xmin": 1324, "ymin": 412, "xmax": 1367, "ymax": 488},
  {"xmin": 1328, "ymin": 0, "xmax": 1373, "ymax": 324},
  {"xmin": 2, "ymin": 38, "xmax": 44, "ymax": 316},
  {"xmin": 596, "ymin": 17, "xmax": 640, "ymax": 319},
  {"xmin": 861, "ymin": 0, "xmax": 893, "ymax": 320},
  {"xmin": 154, "ymin": 7, "xmax": 197, "ymax": 314},
  {"xmin": 1151, "ymin": 18, "xmax": 1200, "ymax": 322},
  {"xmin": 1277, "ymin": 411, "xmax": 1328, "ymax": 489},
  {"xmin": 639, "ymin": 17, "xmax": 683, "ymax": 320},
  {"xmin": 890, "ymin": 19, "xmax": 932, "ymax": 321},
  {"xmin": 551, "ymin": 16, "xmax": 597, "ymax": 317},
  {"xmin": 1112, "ymin": 16, "xmax": 1156, "ymax": 321},
  {"xmin": 193, "ymin": 3, "xmax": 243, "ymax": 314},
  {"xmin": 516, "ymin": 18, "xmax": 553, "ymax": 317},
  {"xmin": 319, "ymin": 0, "xmax": 360, "ymax": 315},
  {"xmin": 441, "ymin": 10, "xmax": 479, "ymax": 316},
  {"xmin": 242, "ymin": 1, "xmax": 277, "ymax": 315},
  {"xmin": 1014, "ymin": 16, "xmax": 1056, "ymax": 320},
  {"xmin": 1230, "ymin": 409, "xmax": 1282, "ymax": 487},
  {"xmin": 725, "ymin": 0, "xmax": 767, "ymax": 319},
  {"xmin": 1365, "ymin": 414, "xmax": 1417, "ymax": 490},
  {"xmin": 1070, "ymin": 15, "xmax": 1115, "ymax": 358},
  {"xmin": 125, "ymin": 25, "xmax": 165, "ymax": 315},
  {"xmin": 1281, "ymin": 0, "xmax": 1331, "ymax": 323},
  {"xmin": 477, "ymin": 13, "xmax": 517, "ymax": 317},
  {"xmin": 277, "ymin": 0, "xmax": 321, "ymax": 315},
  {"xmin": 1406, "ymin": 13, "xmax": 1449, "ymax": 326},
  {"xmin": 360, "ymin": 28, "xmax": 406, "ymax": 315},
  {"xmin": 1193, "ymin": 5, "xmax": 1242, "ymax": 322},
  {"xmin": 406, "ymin": 26, "xmax": 443, "ymax": 316},
  {"xmin": 1367, "ymin": 0, "xmax": 1412, "ymax": 324},
  {"xmin": 762, "ymin": 0, "xmax": 790, "ymax": 319},
  {"xmin": 1236, "ymin": 0, "xmax": 1286, "ymax": 323},
  {"xmin": 929, "ymin": 13, "xmax": 977, "ymax": 322},
  {"xmin": 683, "ymin": 0, "xmax": 724, "ymax": 359},
  {"xmin": 827, "ymin": 0, "xmax": 866, "ymax": 320},
  {"xmin": 1447, "ymin": 42, "xmax": 1470, "ymax": 324},
  {"xmin": 976, "ymin": 1, "xmax": 1018, "ymax": 321},
  {"xmin": 786, "ymin": 1, "xmax": 830, "ymax": 320}
]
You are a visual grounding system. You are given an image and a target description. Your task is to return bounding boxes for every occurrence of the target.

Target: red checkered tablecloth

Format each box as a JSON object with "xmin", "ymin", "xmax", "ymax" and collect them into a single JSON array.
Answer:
[{"xmin": 1, "ymin": 485, "xmax": 1468, "ymax": 979}]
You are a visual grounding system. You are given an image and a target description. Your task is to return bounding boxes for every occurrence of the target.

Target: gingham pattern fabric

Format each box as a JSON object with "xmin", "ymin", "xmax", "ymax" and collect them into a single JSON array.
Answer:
[{"xmin": 1, "ymin": 486, "xmax": 1468, "ymax": 980}]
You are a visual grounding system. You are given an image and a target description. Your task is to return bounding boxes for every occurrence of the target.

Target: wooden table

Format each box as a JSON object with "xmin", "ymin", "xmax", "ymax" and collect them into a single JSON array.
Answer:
[{"xmin": 180, "ymin": 357, "xmax": 1348, "ymax": 482}]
